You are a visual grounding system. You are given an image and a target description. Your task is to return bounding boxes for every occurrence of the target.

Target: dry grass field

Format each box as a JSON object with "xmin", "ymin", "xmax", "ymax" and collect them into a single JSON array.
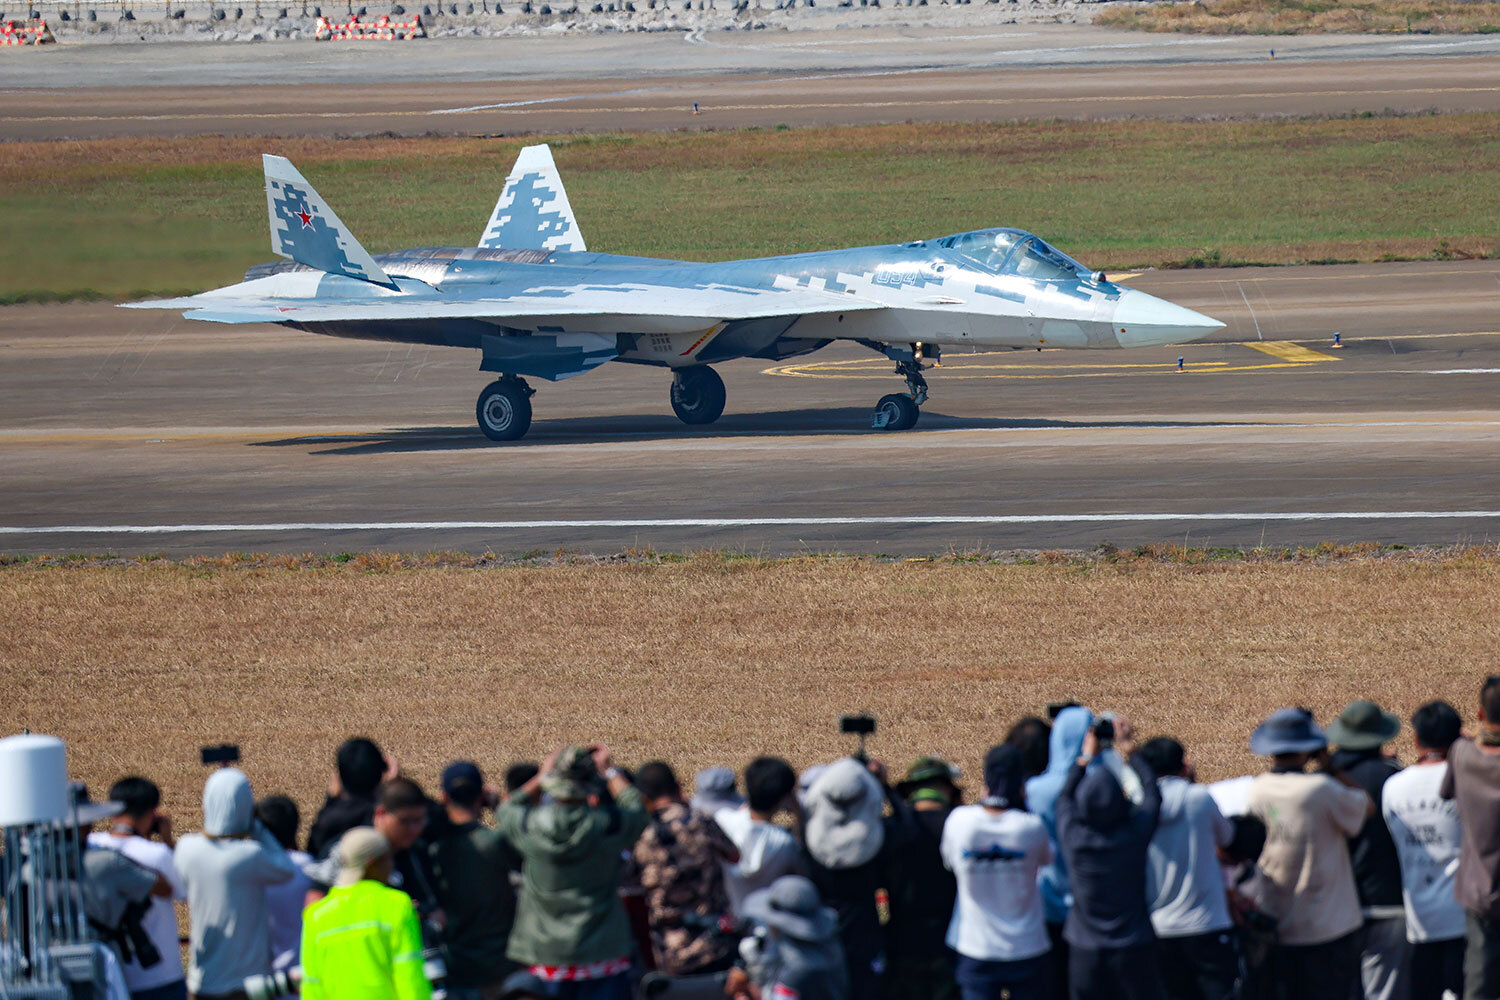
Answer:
[
  {"xmin": 1096, "ymin": 0, "xmax": 1500, "ymax": 34},
  {"xmin": 4, "ymin": 551, "xmax": 1498, "ymax": 832}
]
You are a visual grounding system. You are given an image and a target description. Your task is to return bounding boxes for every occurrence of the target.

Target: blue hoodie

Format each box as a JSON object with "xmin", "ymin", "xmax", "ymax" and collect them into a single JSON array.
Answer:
[{"xmin": 1024, "ymin": 706, "xmax": 1092, "ymax": 925}]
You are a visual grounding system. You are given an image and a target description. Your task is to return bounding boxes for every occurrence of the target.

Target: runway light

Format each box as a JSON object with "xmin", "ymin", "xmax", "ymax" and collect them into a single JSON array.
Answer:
[
  {"xmin": 1176, "ymin": 356, "xmax": 1185, "ymax": 373},
  {"xmin": 1331, "ymin": 332, "xmax": 1343, "ymax": 349}
]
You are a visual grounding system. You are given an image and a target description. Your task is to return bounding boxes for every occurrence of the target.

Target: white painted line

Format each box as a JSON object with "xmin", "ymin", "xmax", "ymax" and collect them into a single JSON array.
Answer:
[
  {"xmin": 1427, "ymin": 369, "xmax": 1500, "ymax": 375},
  {"xmin": 4, "ymin": 512, "xmax": 1500, "ymax": 535}
]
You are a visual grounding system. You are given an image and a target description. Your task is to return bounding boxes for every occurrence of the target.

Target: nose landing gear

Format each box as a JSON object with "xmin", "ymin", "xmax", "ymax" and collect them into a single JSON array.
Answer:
[{"xmin": 871, "ymin": 354, "xmax": 931, "ymax": 431}]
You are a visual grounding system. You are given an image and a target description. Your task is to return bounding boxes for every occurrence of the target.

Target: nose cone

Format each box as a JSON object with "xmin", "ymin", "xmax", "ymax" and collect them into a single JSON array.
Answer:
[{"xmin": 1111, "ymin": 288, "xmax": 1226, "ymax": 348}]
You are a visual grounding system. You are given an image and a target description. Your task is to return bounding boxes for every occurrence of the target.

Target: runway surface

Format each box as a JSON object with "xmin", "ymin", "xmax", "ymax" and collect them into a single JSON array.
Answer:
[
  {"xmin": 7, "ymin": 27, "xmax": 1500, "ymax": 138},
  {"xmin": 3, "ymin": 260, "xmax": 1499, "ymax": 555}
]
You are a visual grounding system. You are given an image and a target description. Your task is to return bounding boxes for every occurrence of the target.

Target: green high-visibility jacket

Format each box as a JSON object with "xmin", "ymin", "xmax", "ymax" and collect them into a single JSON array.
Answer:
[{"xmin": 300, "ymin": 879, "xmax": 432, "ymax": 1000}]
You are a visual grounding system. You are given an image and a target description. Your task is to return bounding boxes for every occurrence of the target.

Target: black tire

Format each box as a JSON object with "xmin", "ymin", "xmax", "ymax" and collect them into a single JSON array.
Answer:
[
  {"xmin": 475, "ymin": 380, "xmax": 533, "ymax": 442},
  {"xmin": 670, "ymin": 365, "xmax": 726, "ymax": 425},
  {"xmin": 874, "ymin": 393, "xmax": 920, "ymax": 431}
]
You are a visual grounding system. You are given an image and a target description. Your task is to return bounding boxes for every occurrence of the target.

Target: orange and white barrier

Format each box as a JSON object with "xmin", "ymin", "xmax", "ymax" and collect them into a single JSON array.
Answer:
[
  {"xmin": 0, "ymin": 18, "xmax": 56, "ymax": 44},
  {"xmin": 314, "ymin": 12, "xmax": 424, "ymax": 38}
]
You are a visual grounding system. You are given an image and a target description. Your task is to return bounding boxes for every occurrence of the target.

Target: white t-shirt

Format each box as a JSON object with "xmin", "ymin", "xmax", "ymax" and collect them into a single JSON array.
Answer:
[
  {"xmin": 1382, "ymin": 763, "xmax": 1465, "ymax": 943},
  {"xmin": 1246, "ymin": 771, "xmax": 1369, "ymax": 947},
  {"xmin": 940, "ymin": 805, "xmax": 1053, "ymax": 963},
  {"xmin": 1209, "ymin": 775, "xmax": 1255, "ymax": 818},
  {"xmin": 714, "ymin": 807, "xmax": 805, "ymax": 916},
  {"xmin": 87, "ymin": 832, "xmax": 186, "ymax": 991},
  {"xmin": 266, "ymin": 848, "xmax": 313, "ymax": 970}
]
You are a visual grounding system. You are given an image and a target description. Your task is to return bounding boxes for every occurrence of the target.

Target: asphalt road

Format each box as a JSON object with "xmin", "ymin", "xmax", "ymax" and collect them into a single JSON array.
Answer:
[
  {"xmin": 6, "ymin": 27, "xmax": 1500, "ymax": 138},
  {"xmin": 3, "ymin": 260, "xmax": 1498, "ymax": 555}
]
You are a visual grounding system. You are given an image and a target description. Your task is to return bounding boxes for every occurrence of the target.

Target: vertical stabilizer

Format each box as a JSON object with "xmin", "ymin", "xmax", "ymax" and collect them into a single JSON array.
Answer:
[
  {"xmin": 478, "ymin": 144, "xmax": 586, "ymax": 253},
  {"xmin": 263, "ymin": 154, "xmax": 395, "ymax": 288}
]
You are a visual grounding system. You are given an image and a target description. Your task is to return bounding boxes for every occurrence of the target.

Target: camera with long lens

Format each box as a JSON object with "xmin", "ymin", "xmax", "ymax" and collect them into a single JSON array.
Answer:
[
  {"xmin": 243, "ymin": 967, "xmax": 301, "ymax": 1000},
  {"xmin": 1093, "ymin": 713, "xmax": 1117, "ymax": 750},
  {"xmin": 117, "ymin": 897, "xmax": 162, "ymax": 969},
  {"xmin": 421, "ymin": 916, "xmax": 450, "ymax": 1000}
]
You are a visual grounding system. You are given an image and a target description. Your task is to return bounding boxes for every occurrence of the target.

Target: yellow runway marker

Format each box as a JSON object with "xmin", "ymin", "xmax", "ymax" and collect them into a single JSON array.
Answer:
[
  {"xmin": 1244, "ymin": 341, "xmax": 1343, "ymax": 363},
  {"xmin": 765, "ymin": 343, "xmax": 1341, "ymax": 380}
]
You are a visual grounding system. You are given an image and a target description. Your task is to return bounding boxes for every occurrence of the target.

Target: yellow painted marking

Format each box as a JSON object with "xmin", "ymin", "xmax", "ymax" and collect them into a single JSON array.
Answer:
[
  {"xmin": 1108, "ymin": 272, "xmax": 1143, "ymax": 282},
  {"xmin": 765, "ymin": 342, "xmax": 1344, "ymax": 380},
  {"xmin": 1244, "ymin": 341, "xmax": 1343, "ymax": 363}
]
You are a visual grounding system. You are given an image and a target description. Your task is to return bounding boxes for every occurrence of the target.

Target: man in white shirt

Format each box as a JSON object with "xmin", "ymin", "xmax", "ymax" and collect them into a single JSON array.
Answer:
[
  {"xmin": 87, "ymin": 777, "xmax": 188, "ymax": 1000},
  {"xmin": 1245, "ymin": 708, "xmax": 1373, "ymax": 1000},
  {"xmin": 1137, "ymin": 738, "xmax": 1235, "ymax": 1000},
  {"xmin": 941, "ymin": 744, "xmax": 1053, "ymax": 1000},
  {"xmin": 716, "ymin": 757, "xmax": 806, "ymax": 916},
  {"xmin": 1383, "ymin": 701, "xmax": 1465, "ymax": 1000}
]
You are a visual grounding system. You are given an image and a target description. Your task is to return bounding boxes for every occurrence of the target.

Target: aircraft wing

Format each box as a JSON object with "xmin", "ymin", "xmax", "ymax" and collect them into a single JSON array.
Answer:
[{"xmin": 126, "ymin": 280, "xmax": 885, "ymax": 334}]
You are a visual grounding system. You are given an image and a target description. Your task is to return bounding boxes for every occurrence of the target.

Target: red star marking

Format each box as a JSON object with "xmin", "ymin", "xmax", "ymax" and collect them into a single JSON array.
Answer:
[{"xmin": 295, "ymin": 208, "xmax": 314, "ymax": 229}]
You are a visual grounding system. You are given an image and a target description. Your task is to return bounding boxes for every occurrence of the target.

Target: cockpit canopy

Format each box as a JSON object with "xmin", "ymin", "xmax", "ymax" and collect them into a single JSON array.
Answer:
[{"xmin": 938, "ymin": 228, "xmax": 1091, "ymax": 282}]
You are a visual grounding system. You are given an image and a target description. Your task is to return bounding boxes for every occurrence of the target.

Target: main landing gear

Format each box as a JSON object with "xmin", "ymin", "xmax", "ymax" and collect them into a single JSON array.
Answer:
[
  {"xmin": 476, "ymin": 376, "xmax": 535, "ymax": 442},
  {"xmin": 872, "ymin": 356, "xmax": 930, "ymax": 431},
  {"xmin": 670, "ymin": 365, "xmax": 726, "ymax": 426}
]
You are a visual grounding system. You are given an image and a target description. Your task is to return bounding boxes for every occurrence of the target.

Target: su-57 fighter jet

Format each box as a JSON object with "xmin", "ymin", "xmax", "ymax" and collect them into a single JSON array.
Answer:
[{"xmin": 128, "ymin": 145, "xmax": 1225, "ymax": 442}]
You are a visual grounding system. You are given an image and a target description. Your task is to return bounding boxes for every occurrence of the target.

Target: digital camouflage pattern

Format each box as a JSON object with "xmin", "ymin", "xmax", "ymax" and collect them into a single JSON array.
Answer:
[{"xmin": 627, "ymin": 801, "xmax": 738, "ymax": 975}]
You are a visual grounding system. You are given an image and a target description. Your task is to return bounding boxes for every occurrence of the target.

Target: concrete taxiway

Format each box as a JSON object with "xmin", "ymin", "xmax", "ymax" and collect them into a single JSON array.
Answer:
[
  {"xmin": 6, "ymin": 27, "xmax": 1500, "ymax": 138},
  {"xmin": 3, "ymin": 260, "xmax": 1499, "ymax": 555}
]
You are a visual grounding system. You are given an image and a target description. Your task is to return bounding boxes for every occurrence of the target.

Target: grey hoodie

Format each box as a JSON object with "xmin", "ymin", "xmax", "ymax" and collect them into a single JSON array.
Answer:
[
  {"xmin": 174, "ymin": 769, "xmax": 296, "ymax": 995},
  {"xmin": 1146, "ymin": 775, "xmax": 1233, "ymax": 938}
]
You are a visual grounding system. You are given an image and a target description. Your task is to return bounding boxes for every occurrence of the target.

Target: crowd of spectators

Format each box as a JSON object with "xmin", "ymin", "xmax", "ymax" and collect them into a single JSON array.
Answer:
[{"xmin": 64, "ymin": 674, "xmax": 1500, "ymax": 1000}]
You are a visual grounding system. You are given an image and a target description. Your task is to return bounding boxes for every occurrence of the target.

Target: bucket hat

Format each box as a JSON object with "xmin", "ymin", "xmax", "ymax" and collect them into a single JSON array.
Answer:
[
  {"xmin": 691, "ymin": 766, "xmax": 745, "ymax": 815},
  {"xmin": 802, "ymin": 758, "xmax": 885, "ymax": 869},
  {"xmin": 68, "ymin": 782, "xmax": 124, "ymax": 826},
  {"xmin": 742, "ymin": 875, "xmax": 838, "ymax": 942},
  {"xmin": 1328, "ymin": 700, "xmax": 1402, "ymax": 750},
  {"xmin": 540, "ymin": 746, "xmax": 599, "ymax": 802},
  {"xmin": 1249, "ymin": 708, "xmax": 1328, "ymax": 757},
  {"xmin": 896, "ymin": 756, "xmax": 962, "ymax": 802}
]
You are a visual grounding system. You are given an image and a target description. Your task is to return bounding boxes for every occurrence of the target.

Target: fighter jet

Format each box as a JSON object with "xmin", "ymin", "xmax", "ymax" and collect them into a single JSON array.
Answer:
[{"xmin": 128, "ymin": 145, "xmax": 1225, "ymax": 442}]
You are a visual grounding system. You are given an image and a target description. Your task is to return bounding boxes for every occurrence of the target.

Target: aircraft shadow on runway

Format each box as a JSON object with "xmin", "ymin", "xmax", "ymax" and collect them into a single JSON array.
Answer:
[{"xmin": 249, "ymin": 409, "xmax": 1263, "ymax": 456}]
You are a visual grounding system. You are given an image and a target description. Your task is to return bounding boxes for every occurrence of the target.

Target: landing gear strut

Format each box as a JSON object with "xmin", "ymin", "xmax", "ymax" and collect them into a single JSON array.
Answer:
[
  {"xmin": 670, "ymin": 365, "xmax": 726, "ymax": 425},
  {"xmin": 476, "ymin": 376, "xmax": 535, "ymax": 442},
  {"xmin": 872, "ymin": 356, "xmax": 930, "ymax": 431}
]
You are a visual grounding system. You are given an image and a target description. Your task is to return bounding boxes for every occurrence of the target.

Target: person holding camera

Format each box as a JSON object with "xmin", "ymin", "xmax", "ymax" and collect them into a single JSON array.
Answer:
[
  {"xmin": 1244, "ymin": 708, "xmax": 1373, "ymax": 1000},
  {"xmin": 724, "ymin": 874, "xmax": 850, "ymax": 1000},
  {"xmin": 1135, "ymin": 738, "xmax": 1236, "ymax": 1000},
  {"xmin": 175, "ymin": 767, "xmax": 297, "ymax": 1000},
  {"xmin": 308, "ymin": 737, "xmax": 395, "ymax": 860},
  {"xmin": 71, "ymin": 782, "xmax": 175, "ymax": 1000},
  {"xmin": 427, "ymin": 759, "xmax": 522, "ymax": 999},
  {"xmin": 1055, "ymin": 717, "xmax": 1165, "ymax": 1000},
  {"xmin": 88, "ymin": 777, "xmax": 189, "ymax": 1000},
  {"xmin": 497, "ymin": 744, "xmax": 649, "ymax": 1000},
  {"xmin": 626, "ymin": 761, "xmax": 741, "ymax": 977},
  {"xmin": 716, "ymin": 757, "xmax": 805, "ymax": 918},
  {"xmin": 940, "ymin": 745, "xmax": 1053, "ymax": 1000}
]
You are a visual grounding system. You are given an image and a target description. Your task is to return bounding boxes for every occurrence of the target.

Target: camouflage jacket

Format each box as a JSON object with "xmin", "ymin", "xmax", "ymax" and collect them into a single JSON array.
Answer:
[{"xmin": 626, "ymin": 801, "xmax": 737, "ymax": 975}]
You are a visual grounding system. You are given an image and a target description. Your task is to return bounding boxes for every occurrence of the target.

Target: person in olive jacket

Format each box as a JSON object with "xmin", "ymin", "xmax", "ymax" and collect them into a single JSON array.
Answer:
[{"xmin": 497, "ymin": 744, "xmax": 649, "ymax": 1000}]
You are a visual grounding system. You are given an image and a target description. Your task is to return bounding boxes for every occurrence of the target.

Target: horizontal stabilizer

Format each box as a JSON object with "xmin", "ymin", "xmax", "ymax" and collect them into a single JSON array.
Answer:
[
  {"xmin": 479, "ymin": 144, "xmax": 586, "ymax": 253},
  {"xmin": 263, "ymin": 154, "xmax": 395, "ymax": 288}
]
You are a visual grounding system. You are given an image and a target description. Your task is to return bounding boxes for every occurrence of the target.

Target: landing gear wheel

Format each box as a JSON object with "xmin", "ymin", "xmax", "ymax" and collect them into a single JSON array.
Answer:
[
  {"xmin": 873, "ymin": 393, "xmax": 920, "ymax": 431},
  {"xmin": 670, "ymin": 365, "xmax": 726, "ymax": 425},
  {"xmin": 476, "ymin": 379, "xmax": 534, "ymax": 442}
]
